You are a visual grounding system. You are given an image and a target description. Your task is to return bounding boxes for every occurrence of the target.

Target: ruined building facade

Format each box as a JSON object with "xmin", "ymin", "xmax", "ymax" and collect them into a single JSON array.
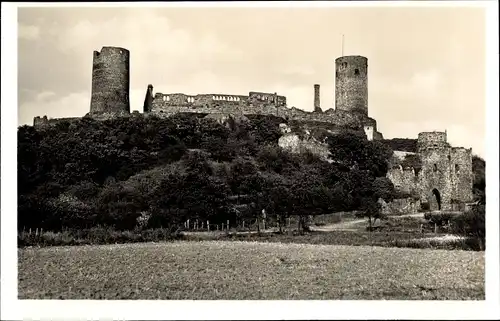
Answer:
[
  {"xmin": 386, "ymin": 131, "xmax": 474, "ymax": 211},
  {"xmin": 142, "ymin": 53, "xmax": 383, "ymax": 140}
]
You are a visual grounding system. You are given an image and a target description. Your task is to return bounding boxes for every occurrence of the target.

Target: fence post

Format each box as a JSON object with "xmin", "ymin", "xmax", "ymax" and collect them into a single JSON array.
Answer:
[
  {"xmin": 434, "ymin": 222, "xmax": 437, "ymax": 234},
  {"xmin": 207, "ymin": 221, "xmax": 210, "ymax": 231},
  {"xmin": 227, "ymin": 220, "xmax": 230, "ymax": 231},
  {"xmin": 35, "ymin": 228, "xmax": 39, "ymax": 237},
  {"xmin": 187, "ymin": 219, "xmax": 190, "ymax": 230},
  {"xmin": 242, "ymin": 221, "xmax": 245, "ymax": 229}
]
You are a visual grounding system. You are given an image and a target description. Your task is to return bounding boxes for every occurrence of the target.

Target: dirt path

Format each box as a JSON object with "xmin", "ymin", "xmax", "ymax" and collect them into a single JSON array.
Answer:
[
  {"xmin": 310, "ymin": 212, "xmax": 425, "ymax": 232},
  {"xmin": 181, "ymin": 212, "xmax": 426, "ymax": 236}
]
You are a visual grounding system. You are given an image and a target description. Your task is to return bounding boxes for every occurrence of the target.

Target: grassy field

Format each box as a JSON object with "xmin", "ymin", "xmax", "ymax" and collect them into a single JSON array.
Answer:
[{"xmin": 19, "ymin": 241, "xmax": 484, "ymax": 300}]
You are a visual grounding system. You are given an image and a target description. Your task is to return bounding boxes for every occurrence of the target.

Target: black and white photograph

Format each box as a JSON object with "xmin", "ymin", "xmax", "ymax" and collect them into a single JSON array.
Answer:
[{"xmin": 1, "ymin": 1, "xmax": 499, "ymax": 320}]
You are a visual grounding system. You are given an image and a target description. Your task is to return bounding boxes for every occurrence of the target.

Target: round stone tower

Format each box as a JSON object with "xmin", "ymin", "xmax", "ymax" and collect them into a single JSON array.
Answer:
[
  {"xmin": 89, "ymin": 46, "xmax": 130, "ymax": 118},
  {"xmin": 417, "ymin": 131, "xmax": 449, "ymax": 152},
  {"xmin": 335, "ymin": 55, "xmax": 368, "ymax": 115}
]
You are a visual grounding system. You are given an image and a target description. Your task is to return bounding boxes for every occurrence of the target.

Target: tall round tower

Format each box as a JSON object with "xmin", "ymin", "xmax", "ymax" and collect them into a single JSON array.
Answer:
[
  {"xmin": 335, "ymin": 55, "xmax": 368, "ymax": 115},
  {"xmin": 89, "ymin": 46, "xmax": 130, "ymax": 118}
]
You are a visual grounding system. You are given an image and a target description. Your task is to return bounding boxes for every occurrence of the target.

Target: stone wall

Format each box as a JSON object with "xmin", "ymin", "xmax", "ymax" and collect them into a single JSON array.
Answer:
[
  {"xmin": 387, "ymin": 165, "xmax": 418, "ymax": 195},
  {"xmin": 149, "ymin": 91, "xmax": 382, "ymax": 135},
  {"xmin": 89, "ymin": 47, "xmax": 130, "ymax": 118},
  {"xmin": 278, "ymin": 132, "xmax": 331, "ymax": 160},
  {"xmin": 379, "ymin": 197, "xmax": 421, "ymax": 215},
  {"xmin": 33, "ymin": 116, "xmax": 80, "ymax": 129},
  {"xmin": 387, "ymin": 132, "xmax": 474, "ymax": 212}
]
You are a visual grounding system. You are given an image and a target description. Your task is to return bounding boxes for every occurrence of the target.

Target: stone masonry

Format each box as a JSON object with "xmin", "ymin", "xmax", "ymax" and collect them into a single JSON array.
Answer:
[
  {"xmin": 314, "ymin": 84, "xmax": 322, "ymax": 113},
  {"xmin": 335, "ymin": 56, "xmax": 368, "ymax": 116},
  {"xmin": 386, "ymin": 131, "xmax": 474, "ymax": 211},
  {"xmin": 89, "ymin": 46, "xmax": 131, "ymax": 119}
]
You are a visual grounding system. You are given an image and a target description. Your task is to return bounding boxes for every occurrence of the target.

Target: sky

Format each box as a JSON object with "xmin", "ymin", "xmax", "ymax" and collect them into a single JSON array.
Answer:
[{"xmin": 17, "ymin": 6, "xmax": 486, "ymax": 157}]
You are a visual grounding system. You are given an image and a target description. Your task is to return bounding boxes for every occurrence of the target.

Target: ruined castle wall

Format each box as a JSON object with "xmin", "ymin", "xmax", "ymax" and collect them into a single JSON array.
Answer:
[
  {"xmin": 450, "ymin": 147, "xmax": 474, "ymax": 203},
  {"xmin": 33, "ymin": 116, "xmax": 50, "ymax": 128},
  {"xmin": 90, "ymin": 47, "xmax": 130, "ymax": 118},
  {"xmin": 249, "ymin": 92, "xmax": 286, "ymax": 107},
  {"xmin": 278, "ymin": 133, "xmax": 330, "ymax": 160},
  {"xmin": 33, "ymin": 116, "xmax": 80, "ymax": 129},
  {"xmin": 379, "ymin": 197, "xmax": 421, "ymax": 215},
  {"xmin": 387, "ymin": 166, "xmax": 418, "ymax": 195},
  {"xmin": 143, "ymin": 85, "xmax": 154, "ymax": 113},
  {"xmin": 335, "ymin": 56, "xmax": 368, "ymax": 116},
  {"xmin": 150, "ymin": 93, "xmax": 369, "ymax": 129}
]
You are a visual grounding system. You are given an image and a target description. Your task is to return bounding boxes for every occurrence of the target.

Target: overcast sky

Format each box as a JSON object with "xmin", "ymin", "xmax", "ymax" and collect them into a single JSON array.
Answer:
[{"xmin": 18, "ymin": 6, "xmax": 486, "ymax": 157}]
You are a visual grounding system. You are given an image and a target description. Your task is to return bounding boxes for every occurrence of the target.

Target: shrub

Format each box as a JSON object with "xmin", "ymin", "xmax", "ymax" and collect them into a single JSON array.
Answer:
[
  {"xmin": 18, "ymin": 227, "xmax": 181, "ymax": 247},
  {"xmin": 451, "ymin": 204, "xmax": 485, "ymax": 250},
  {"xmin": 424, "ymin": 212, "xmax": 455, "ymax": 226}
]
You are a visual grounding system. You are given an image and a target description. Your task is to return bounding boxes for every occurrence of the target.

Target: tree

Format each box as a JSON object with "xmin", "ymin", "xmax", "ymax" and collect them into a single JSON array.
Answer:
[
  {"xmin": 451, "ymin": 203, "xmax": 485, "ymax": 250},
  {"xmin": 472, "ymin": 155, "xmax": 485, "ymax": 204},
  {"xmin": 326, "ymin": 131, "xmax": 393, "ymax": 178}
]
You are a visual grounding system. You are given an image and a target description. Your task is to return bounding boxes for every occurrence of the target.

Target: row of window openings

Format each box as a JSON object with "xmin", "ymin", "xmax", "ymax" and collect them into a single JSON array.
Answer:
[
  {"xmin": 255, "ymin": 95, "xmax": 275, "ymax": 101},
  {"xmin": 433, "ymin": 164, "xmax": 460, "ymax": 172},
  {"xmin": 161, "ymin": 96, "xmax": 242, "ymax": 103}
]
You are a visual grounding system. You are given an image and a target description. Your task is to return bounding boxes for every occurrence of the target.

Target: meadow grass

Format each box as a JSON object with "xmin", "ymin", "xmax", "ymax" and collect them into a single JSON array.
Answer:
[{"xmin": 18, "ymin": 241, "xmax": 484, "ymax": 300}]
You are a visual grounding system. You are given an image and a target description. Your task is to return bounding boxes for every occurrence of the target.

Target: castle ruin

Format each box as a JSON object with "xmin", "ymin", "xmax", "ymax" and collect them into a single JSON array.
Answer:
[
  {"xmin": 387, "ymin": 131, "xmax": 474, "ymax": 211},
  {"xmin": 31, "ymin": 46, "xmax": 475, "ymax": 212}
]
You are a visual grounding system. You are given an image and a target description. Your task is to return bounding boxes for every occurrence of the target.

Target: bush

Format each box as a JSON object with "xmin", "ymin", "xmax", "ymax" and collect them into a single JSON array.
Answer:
[
  {"xmin": 424, "ymin": 212, "xmax": 455, "ymax": 226},
  {"xmin": 451, "ymin": 204, "xmax": 485, "ymax": 250},
  {"xmin": 18, "ymin": 227, "xmax": 181, "ymax": 247}
]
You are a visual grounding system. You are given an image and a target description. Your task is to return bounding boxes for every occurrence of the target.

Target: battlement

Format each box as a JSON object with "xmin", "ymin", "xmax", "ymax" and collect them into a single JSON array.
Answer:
[{"xmin": 93, "ymin": 46, "xmax": 129, "ymax": 58}]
